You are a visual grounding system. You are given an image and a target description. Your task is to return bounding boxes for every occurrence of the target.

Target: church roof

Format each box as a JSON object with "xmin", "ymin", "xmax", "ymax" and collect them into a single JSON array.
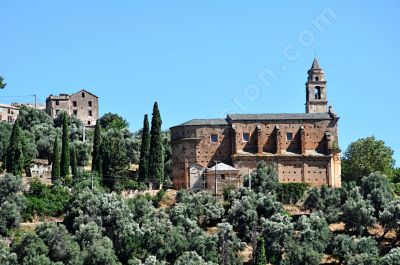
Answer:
[
  {"xmin": 176, "ymin": 118, "xmax": 228, "ymax": 126},
  {"xmin": 172, "ymin": 113, "xmax": 333, "ymax": 128},
  {"xmin": 227, "ymin": 113, "xmax": 332, "ymax": 121},
  {"xmin": 311, "ymin": 58, "xmax": 321, "ymax": 70}
]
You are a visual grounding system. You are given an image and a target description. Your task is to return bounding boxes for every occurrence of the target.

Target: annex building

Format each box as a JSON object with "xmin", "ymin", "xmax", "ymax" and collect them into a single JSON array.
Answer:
[{"xmin": 170, "ymin": 58, "xmax": 341, "ymax": 193}]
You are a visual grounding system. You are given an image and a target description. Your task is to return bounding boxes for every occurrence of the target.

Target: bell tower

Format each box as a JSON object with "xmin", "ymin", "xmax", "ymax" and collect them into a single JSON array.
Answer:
[{"xmin": 305, "ymin": 58, "xmax": 328, "ymax": 113}]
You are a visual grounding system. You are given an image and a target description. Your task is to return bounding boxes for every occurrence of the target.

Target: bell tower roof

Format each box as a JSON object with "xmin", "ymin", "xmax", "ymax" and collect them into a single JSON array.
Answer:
[{"xmin": 311, "ymin": 57, "xmax": 321, "ymax": 70}]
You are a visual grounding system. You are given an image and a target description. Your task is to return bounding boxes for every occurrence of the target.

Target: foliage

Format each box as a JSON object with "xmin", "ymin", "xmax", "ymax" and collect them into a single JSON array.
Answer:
[
  {"xmin": 148, "ymin": 102, "xmax": 164, "ymax": 184},
  {"xmin": 73, "ymin": 140, "xmax": 91, "ymax": 167},
  {"xmin": 60, "ymin": 112, "xmax": 70, "ymax": 178},
  {"xmin": 170, "ymin": 191, "xmax": 224, "ymax": 227},
  {"xmin": 254, "ymin": 236, "xmax": 266, "ymax": 265},
  {"xmin": 303, "ymin": 185, "xmax": 341, "ymax": 223},
  {"xmin": 175, "ymin": 251, "xmax": 216, "ymax": 265},
  {"xmin": 379, "ymin": 198, "xmax": 400, "ymax": 240},
  {"xmin": 99, "ymin": 113, "xmax": 129, "ymax": 130},
  {"xmin": 0, "ymin": 243, "xmax": 18, "ymax": 265},
  {"xmin": 18, "ymin": 106, "xmax": 53, "ymax": 131},
  {"xmin": 6, "ymin": 119, "xmax": 24, "ymax": 175},
  {"xmin": 304, "ymin": 187, "xmax": 324, "ymax": 210},
  {"xmin": 82, "ymin": 236, "xmax": 121, "ymax": 265},
  {"xmin": 342, "ymin": 136, "xmax": 395, "ymax": 182},
  {"xmin": 381, "ymin": 247, "xmax": 400, "ymax": 265},
  {"xmin": 54, "ymin": 111, "xmax": 84, "ymax": 141},
  {"xmin": 276, "ymin": 182, "xmax": 309, "ymax": 204},
  {"xmin": 226, "ymin": 190, "xmax": 282, "ymax": 240},
  {"xmin": 24, "ymin": 178, "xmax": 70, "ymax": 219},
  {"xmin": 10, "ymin": 233, "xmax": 48, "ymax": 264},
  {"xmin": 342, "ymin": 188, "xmax": 376, "ymax": 235},
  {"xmin": 51, "ymin": 136, "xmax": 61, "ymax": 182},
  {"xmin": 281, "ymin": 213, "xmax": 330, "ymax": 265},
  {"xmin": 138, "ymin": 114, "xmax": 150, "ymax": 181},
  {"xmin": 216, "ymin": 222, "xmax": 245, "ymax": 265},
  {"xmin": 294, "ymin": 213, "xmax": 330, "ymax": 253},
  {"xmin": 260, "ymin": 213, "xmax": 293, "ymax": 264},
  {"xmin": 0, "ymin": 174, "xmax": 25, "ymax": 236},
  {"xmin": 91, "ymin": 121, "xmax": 102, "ymax": 174},
  {"xmin": 360, "ymin": 172, "xmax": 393, "ymax": 217},
  {"xmin": 0, "ymin": 121, "xmax": 12, "ymax": 161},
  {"xmin": 100, "ymin": 129, "xmax": 130, "ymax": 189},
  {"xmin": 113, "ymin": 177, "xmax": 145, "ymax": 193},
  {"xmin": 20, "ymin": 130, "xmax": 38, "ymax": 171},
  {"xmin": 0, "ymin": 75, "xmax": 6, "ymax": 89},
  {"xmin": 245, "ymin": 161, "xmax": 278, "ymax": 193},
  {"xmin": 70, "ymin": 144, "xmax": 78, "ymax": 176},
  {"xmin": 36, "ymin": 223, "xmax": 82, "ymax": 265},
  {"xmin": 32, "ymin": 123, "xmax": 59, "ymax": 161}
]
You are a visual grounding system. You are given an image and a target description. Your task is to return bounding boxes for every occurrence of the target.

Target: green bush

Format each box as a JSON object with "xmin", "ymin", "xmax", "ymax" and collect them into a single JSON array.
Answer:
[
  {"xmin": 276, "ymin": 183, "xmax": 309, "ymax": 204},
  {"xmin": 23, "ymin": 179, "xmax": 70, "ymax": 220}
]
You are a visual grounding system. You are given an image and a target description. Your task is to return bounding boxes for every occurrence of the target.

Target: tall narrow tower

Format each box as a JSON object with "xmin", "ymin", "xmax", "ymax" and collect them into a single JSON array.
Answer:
[{"xmin": 305, "ymin": 58, "xmax": 328, "ymax": 113}]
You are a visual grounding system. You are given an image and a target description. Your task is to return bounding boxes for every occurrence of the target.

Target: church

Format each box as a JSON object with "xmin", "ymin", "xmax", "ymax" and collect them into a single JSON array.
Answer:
[{"xmin": 170, "ymin": 59, "xmax": 341, "ymax": 193}]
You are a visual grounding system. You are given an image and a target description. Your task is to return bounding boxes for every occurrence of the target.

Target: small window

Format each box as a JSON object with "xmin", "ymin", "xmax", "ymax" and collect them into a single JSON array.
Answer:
[
  {"xmin": 73, "ymin": 101, "xmax": 77, "ymax": 107},
  {"xmin": 315, "ymin": 76, "xmax": 319, "ymax": 81},
  {"xmin": 55, "ymin": 100, "xmax": 59, "ymax": 106},
  {"xmin": 286, "ymin": 132, "xmax": 293, "ymax": 141},
  {"xmin": 82, "ymin": 92, "xmax": 85, "ymax": 98},
  {"xmin": 243, "ymin": 133, "xmax": 250, "ymax": 142},
  {"xmin": 88, "ymin": 110, "xmax": 92, "ymax": 116},
  {"xmin": 88, "ymin": 101, "xmax": 92, "ymax": 107},
  {"xmin": 210, "ymin": 134, "xmax": 218, "ymax": 143},
  {"xmin": 221, "ymin": 174, "xmax": 226, "ymax": 180},
  {"xmin": 87, "ymin": 121, "xmax": 91, "ymax": 125},
  {"xmin": 73, "ymin": 110, "xmax": 77, "ymax": 115}
]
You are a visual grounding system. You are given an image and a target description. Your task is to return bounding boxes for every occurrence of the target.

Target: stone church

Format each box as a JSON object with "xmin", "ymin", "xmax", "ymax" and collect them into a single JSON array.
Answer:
[{"xmin": 170, "ymin": 59, "xmax": 341, "ymax": 192}]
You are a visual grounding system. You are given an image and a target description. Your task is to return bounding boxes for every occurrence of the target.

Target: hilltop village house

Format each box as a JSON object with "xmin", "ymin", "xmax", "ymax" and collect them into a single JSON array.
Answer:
[
  {"xmin": 0, "ymin": 103, "xmax": 19, "ymax": 123},
  {"xmin": 46, "ymin": 89, "xmax": 99, "ymax": 127},
  {"xmin": 170, "ymin": 59, "xmax": 341, "ymax": 194}
]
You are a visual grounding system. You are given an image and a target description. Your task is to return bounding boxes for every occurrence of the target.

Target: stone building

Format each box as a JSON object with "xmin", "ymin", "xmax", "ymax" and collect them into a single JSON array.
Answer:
[
  {"xmin": 170, "ymin": 59, "xmax": 341, "ymax": 192},
  {"xmin": 46, "ymin": 89, "xmax": 99, "ymax": 126},
  {"xmin": 0, "ymin": 103, "xmax": 19, "ymax": 123}
]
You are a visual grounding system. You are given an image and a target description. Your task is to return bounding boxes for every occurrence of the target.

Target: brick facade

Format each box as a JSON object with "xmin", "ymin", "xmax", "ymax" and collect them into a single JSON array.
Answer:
[{"xmin": 171, "ymin": 59, "xmax": 341, "ymax": 190}]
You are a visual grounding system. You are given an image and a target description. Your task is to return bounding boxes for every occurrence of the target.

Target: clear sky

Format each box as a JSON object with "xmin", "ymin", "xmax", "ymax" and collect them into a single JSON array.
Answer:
[{"xmin": 1, "ymin": 1, "xmax": 399, "ymax": 165}]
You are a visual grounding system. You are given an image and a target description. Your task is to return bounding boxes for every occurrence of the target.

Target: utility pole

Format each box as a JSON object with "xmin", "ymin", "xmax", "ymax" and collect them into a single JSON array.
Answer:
[
  {"xmin": 214, "ymin": 160, "xmax": 218, "ymax": 197},
  {"xmin": 82, "ymin": 125, "xmax": 86, "ymax": 142},
  {"xmin": 34, "ymin": 94, "xmax": 37, "ymax": 109}
]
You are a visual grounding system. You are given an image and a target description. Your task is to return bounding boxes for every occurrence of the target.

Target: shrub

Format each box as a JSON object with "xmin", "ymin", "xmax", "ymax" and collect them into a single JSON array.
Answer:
[
  {"xmin": 276, "ymin": 183, "xmax": 309, "ymax": 204},
  {"xmin": 24, "ymin": 179, "xmax": 70, "ymax": 220}
]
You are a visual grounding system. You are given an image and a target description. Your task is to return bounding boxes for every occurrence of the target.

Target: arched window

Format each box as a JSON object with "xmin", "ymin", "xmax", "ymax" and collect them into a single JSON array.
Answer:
[
  {"xmin": 314, "ymin": 86, "xmax": 321, "ymax": 99},
  {"xmin": 315, "ymin": 76, "xmax": 319, "ymax": 81}
]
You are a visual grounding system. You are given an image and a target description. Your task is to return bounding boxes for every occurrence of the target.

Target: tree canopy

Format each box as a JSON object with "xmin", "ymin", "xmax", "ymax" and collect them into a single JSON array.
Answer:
[{"xmin": 342, "ymin": 136, "xmax": 395, "ymax": 182}]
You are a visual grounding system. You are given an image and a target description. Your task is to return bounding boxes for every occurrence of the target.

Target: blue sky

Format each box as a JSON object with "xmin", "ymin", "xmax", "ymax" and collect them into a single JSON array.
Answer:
[{"xmin": 1, "ymin": 1, "xmax": 399, "ymax": 165}]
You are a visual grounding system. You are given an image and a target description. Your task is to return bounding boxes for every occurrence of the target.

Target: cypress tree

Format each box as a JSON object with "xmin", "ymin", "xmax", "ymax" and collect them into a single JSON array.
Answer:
[
  {"xmin": 70, "ymin": 144, "xmax": 78, "ymax": 177},
  {"xmin": 51, "ymin": 136, "xmax": 61, "ymax": 182},
  {"xmin": 91, "ymin": 121, "xmax": 102, "ymax": 175},
  {"xmin": 60, "ymin": 112, "xmax": 70, "ymax": 178},
  {"xmin": 138, "ymin": 114, "xmax": 150, "ymax": 181},
  {"xmin": 148, "ymin": 102, "xmax": 164, "ymax": 184},
  {"xmin": 5, "ymin": 119, "xmax": 24, "ymax": 175},
  {"xmin": 254, "ymin": 236, "xmax": 267, "ymax": 265}
]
